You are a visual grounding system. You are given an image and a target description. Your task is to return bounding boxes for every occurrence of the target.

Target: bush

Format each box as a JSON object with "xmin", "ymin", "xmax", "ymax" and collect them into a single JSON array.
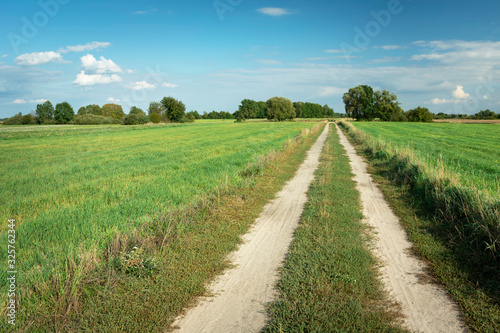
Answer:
[
  {"xmin": 73, "ymin": 114, "xmax": 123, "ymax": 125},
  {"xmin": 123, "ymin": 113, "xmax": 149, "ymax": 125},
  {"xmin": 149, "ymin": 113, "xmax": 161, "ymax": 123},
  {"xmin": 21, "ymin": 114, "xmax": 34, "ymax": 125},
  {"xmin": 3, "ymin": 113, "xmax": 23, "ymax": 125}
]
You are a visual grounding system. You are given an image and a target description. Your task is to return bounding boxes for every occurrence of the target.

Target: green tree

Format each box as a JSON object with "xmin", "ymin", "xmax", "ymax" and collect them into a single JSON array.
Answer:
[
  {"xmin": 405, "ymin": 107, "xmax": 433, "ymax": 122},
  {"xmin": 237, "ymin": 99, "xmax": 259, "ymax": 119},
  {"xmin": 373, "ymin": 90, "xmax": 404, "ymax": 121},
  {"xmin": 54, "ymin": 102, "xmax": 75, "ymax": 124},
  {"xmin": 343, "ymin": 85, "xmax": 375, "ymax": 121},
  {"xmin": 266, "ymin": 97, "xmax": 296, "ymax": 121},
  {"xmin": 161, "ymin": 96, "xmax": 186, "ymax": 122},
  {"xmin": 256, "ymin": 101, "xmax": 267, "ymax": 118},
  {"xmin": 35, "ymin": 101, "xmax": 54, "ymax": 124},
  {"xmin": 21, "ymin": 114, "xmax": 33, "ymax": 125},
  {"xmin": 78, "ymin": 106, "xmax": 87, "ymax": 115},
  {"xmin": 129, "ymin": 106, "xmax": 146, "ymax": 116},
  {"xmin": 323, "ymin": 104, "xmax": 334, "ymax": 117},
  {"xmin": 293, "ymin": 102, "xmax": 303, "ymax": 118},
  {"xmin": 102, "ymin": 103, "xmax": 124, "ymax": 120}
]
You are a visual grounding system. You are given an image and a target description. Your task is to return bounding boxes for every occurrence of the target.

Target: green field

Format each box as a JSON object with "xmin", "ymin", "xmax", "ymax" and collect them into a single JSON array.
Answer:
[
  {"xmin": 351, "ymin": 122, "xmax": 500, "ymax": 198},
  {"xmin": 0, "ymin": 121, "xmax": 318, "ymax": 329}
]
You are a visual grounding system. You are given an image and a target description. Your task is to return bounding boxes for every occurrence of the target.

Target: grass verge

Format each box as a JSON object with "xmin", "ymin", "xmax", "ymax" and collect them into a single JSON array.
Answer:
[
  {"xmin": 339, "ymin": 121, "xmax": 500, "ymax": 332},
  {"xmin": 6, "ymin": 123, "xmax": 325, "ymax": 332},
  {"xmin": 263, "ymin": 124, "xmax": 408, "ymax": 332}
]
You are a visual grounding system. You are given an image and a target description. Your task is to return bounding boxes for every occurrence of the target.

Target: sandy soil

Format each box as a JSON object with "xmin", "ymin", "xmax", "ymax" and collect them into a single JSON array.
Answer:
[
  {"xmin": 336, "ymin": 124, "xmax": 467, "ymax": 333},
  {"xmin": 171, "ymin": 123, "xmax": 330, "ymax": 333}
]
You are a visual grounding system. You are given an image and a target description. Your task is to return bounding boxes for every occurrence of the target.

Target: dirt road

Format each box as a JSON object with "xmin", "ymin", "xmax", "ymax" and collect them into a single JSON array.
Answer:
[
  {"xmin": 171, "ymin": 123, "xmax": 330, "ymax": 332},
  {"xmin": 336, "ymin": 124, "xmax": 467, "ymax": 333}
]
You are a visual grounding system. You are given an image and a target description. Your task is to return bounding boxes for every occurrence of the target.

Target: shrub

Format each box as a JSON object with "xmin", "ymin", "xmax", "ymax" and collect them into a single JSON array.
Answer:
[
  {"xmin": 149, "ymin": 113, "xmax": 161, "ymax": 123},
  {"xmin": 73, "ymin": 114, "xmax": 123, "ymax": 125},
  {"xmin": 3, "ymin": 113, "xmax": 23, "ymax": 125},
  {"xmin": 123, "ymin": 113, "xmax": 149, "ymax": 125},
  {"xmin": 21, "ymin": 114, "xmax": 34, "ymax": 125}
]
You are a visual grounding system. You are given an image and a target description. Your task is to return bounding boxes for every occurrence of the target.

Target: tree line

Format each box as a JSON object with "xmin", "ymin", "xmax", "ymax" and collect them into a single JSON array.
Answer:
[{"xmin": 3, "ymin": 96, "xmax": 336, "ymax": 126}]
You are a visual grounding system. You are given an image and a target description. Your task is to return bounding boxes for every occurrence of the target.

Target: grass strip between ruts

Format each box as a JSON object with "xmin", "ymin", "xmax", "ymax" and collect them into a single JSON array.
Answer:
[{"xmin": 263, "ymin": 124, "xmax": 408, "ymax": 332}]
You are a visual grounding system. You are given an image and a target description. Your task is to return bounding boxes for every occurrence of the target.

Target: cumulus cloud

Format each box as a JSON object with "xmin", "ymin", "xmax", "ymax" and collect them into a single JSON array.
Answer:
[
  {"xmin": 11, "ymin": 99, "xmax": 27, "ymax": 104},
  {"xmin": 452, "ymin": 85, "xmax": 470, "ymax": 99},
  {"xmin": 107, "ymin": 97, "xmax": 121, "ymax": 103},
  {"xmin": 380, "ymin": 45, "xmax": 404, "ymax": 50},
  {"xmin": 81, "ymin": 54, "xmax": 122, "ymax": 74},
  {"xmin": 129, "ymin": 81, "xmax": 156, "ymax": 90},
  {"xmin": 2, "ymin": 54, "xmax": 7, "ymax": 59},
  {"xmin": 15, "ymin": 51, "xmax": 68, "ymax": 66},
  {"xmin": 162, "ymin": 82, "xmax": 178, "ymax": 88},
  {"xmin": 31, "ymin": 99, "xmax": 48, "ymax": 103},
  {"xmin": 257, "ymin": 8, "xmax": 292, "ymax": 16},
  {"xmin": 74, "ymin": 71, "xmax": 122, "ymax": 86},
  {"xmin": 59, "ymin": 41, "xmax": 110, "ymax": 54},
  {"xmin": 431, "ymin": 98, "xmax": 452, "ymax": 105}
]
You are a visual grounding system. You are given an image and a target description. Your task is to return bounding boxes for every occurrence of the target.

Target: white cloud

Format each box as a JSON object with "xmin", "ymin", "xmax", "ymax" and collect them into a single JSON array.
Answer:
[
  {"xmin": 380, "ymin": 45, "xmax": 403, "ymax": 50},
  {"xmin": 74, "ymin": 71, "xmax": 122, "ymax": 86},
  {"xmin": 15, "ymin": 51, "xmax": 68, "ymax": 66},
  {"xmin": 411, "ymin": 53, "xmax": 446, "ymax": 61},
  {"xmin": 452, "ymin": 85, "xmax": 470, "ymax": 99},
  {"xmin": 11, "ymin": 99, "xmax": 27, "ymax": 104},
  {"xmin": 59, "ymin": 41, "xmax": 110, "ymax": 54},
  {"xmin": 162, "ymin": 82, "xmax": 178, "ymax": 88},
  {"xmin": 129, "ymin": 81, "xmax": 156, "ymax": 90},
  {"xmin": 316, "ymin": 86, "xmax": 346, "ymax": 97},
  {"xmin": 255, "ymin": 59, "xmax": 283, "ymax": 65},
  {"xmin": 80, "ymin": 54, "xmax": 122, "ymax": 74},
  {"xmin": 1, "ymin": 54, "xmax": 7, "ymax": 59},
  {"xmin": 107, "ymin": 97, "xmax": 121, "ymax": 103},
  {"xmin": 370, "ymin": 57, "xmax": 403, "ymax": 64},
  {"xmin": 431, "ymin": 98, "xmax": 452, "ymax": 105},
  {"xmin": 324, "ymin": 49, "xmax": 343, "ymax": 54},
  {"xmin": 257, "ymin": 7, "xmax": 292, "ymax": 16},
  {"xmin": 30, "ymin": 99, "xmax": 48, "ymax": 103}
]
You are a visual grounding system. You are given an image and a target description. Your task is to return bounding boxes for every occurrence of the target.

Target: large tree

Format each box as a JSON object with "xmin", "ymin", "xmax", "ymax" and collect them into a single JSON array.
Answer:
[
  {"xmin": 102, "ymin": 103, "xmax": 125, "ymax": 120},
  {"xmin": 237, "ymin": 99, "xmax": 259, "ymax": 119},
  {"xmin": 129, "ymin": 106, "xmax": 146, "ymax": 116},
  {"xmin": 54, "ymin": 102, "xmax": 74, "ymax": 124},
  {"xmin": 343, "ymin": 85, "xmax": 375, "ymax": 121},
  {"xmin": 161, "ymin": 96, "xmax": 186, "ymax": 122},
  {"xmin": 405, "ymin": 107, "xmax": 433, "ymax": 122},
  {"xmin": 35, "ymin": 101, "xmax": 54, "ymax": 124},
  {"xmin": 266, "ymin": 97, "xmax": 296, "ymax": 121},
  {"xmin": 374, "ymin": 90, "xmax": 404, "ymax": 121}
]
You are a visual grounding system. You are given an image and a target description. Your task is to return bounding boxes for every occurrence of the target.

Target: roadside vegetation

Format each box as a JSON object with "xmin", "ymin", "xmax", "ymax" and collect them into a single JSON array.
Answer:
[
  {"xmin": 339, "ymin": 120, "xmax": 500, "ymax": 332},
  {"xmin": 0, "ymin": 121, "xmax": 324, "ymax": 331},
  {"xmin": 264, "ymin": 124, "xmax": 408, "ymax": 332}
]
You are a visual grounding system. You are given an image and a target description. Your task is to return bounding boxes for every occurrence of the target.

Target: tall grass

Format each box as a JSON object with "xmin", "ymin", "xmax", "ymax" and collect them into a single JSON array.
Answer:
[{"xmin": 0, "ymin": 121, "xmax": 319, "ymax": 331}]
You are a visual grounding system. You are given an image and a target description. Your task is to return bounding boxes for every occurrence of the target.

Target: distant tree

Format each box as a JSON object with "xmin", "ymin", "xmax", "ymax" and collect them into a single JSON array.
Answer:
[
  {"xmin": 374, "ymin": 90, "xmax": 404, "ymax": 121},
  {"xmin": 77, "ymin": 106, "xmax": 87, "ymax": 115},
  {"xmin": 161, "ymin": 96, "xmax": 186, "ymax": 122},
  {"xmin": 256, "ymin": 101, "xmax": 267, "ymax": 118},
  {"xmin": 129, "ymin": 106, "xmax": 146, "ymax": 116},
  {"xmin": 3, "ymin": 113, "xmax": 23, "ymax": 125},
  {"xmin": 343, "ymin": 85, "xmax": 375, "ymax": 121},
  {"xmin": 293, "ymin": 102, "xmax": 303, "ymax": 118},
  {"xmin": 35, "ymin": 101, "xmax": 54, "ymax": 124},
  {"xmin": 21, "ymin": 114, "xmax": 33, "ymax": 125},
  {"xmin": 323, "ymin": 104, "xmax": 334, "ymax": 117},
  {"xmin": 186, "ymin": 110, "xmax": 201, "ymax": 119},
  {"xmin": 148, "ymin": 101, "xmax": 164, "ymax": 123},
  {"xmin": 102, "ymin": 103, "xmax": 124, "ymax": 120},
  {"xmin": 123, "ymin": 113, "xmax": 149, "ymax": 125},
  {"xmin": 54, "ymin": 102, "xmax": 74, "ymax": 124},
  {"xmin": 88, "ymin": 104, "xmax": 102, "ymax": 116},
  {"xmin": 266, "ymin": 97, "xmax": 296, "ymax": 121},
  {"xmin": 475, "ymin": 109, "xmax": 497, "ymax": 119},
  {"xmin": 405, "ymin": 107, "xmax": 433, "ymax": 122},
  {"xmin": 237, "ymin": 99, "xmax": 259, "ymax": 119}
]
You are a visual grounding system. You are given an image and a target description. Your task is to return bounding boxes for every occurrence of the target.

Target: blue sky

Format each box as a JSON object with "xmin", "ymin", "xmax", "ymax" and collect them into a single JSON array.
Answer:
[{"xmin": 1, "ymin": 0, "xmax": 499, "ymax": 118}]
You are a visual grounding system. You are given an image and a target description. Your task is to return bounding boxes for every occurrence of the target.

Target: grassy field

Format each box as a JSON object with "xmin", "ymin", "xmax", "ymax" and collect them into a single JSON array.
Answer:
[
  {"xmin": 340, "ymin": 121, "xmax": 500, "ymax": 332},
  {"xmin": 264, "ymin": 125, "xmax": 407, "ymax": 332},
  {"xmin": 0, "ymin": 121, "xmax": 321, "ymax": 331},
  {"xmin": 352, "ymin": 122, "xmax": 500, "ymax": 198}
]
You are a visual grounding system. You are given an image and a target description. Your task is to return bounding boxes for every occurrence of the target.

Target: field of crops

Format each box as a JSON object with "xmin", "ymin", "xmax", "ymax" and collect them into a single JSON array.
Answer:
[
  {"xmin": 0, "ymin": 121, "xmax": 316, "ymax": 301},
  {"xmin": 351, "ymin": 122, "xmax": 500, "ymax": 198}
]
